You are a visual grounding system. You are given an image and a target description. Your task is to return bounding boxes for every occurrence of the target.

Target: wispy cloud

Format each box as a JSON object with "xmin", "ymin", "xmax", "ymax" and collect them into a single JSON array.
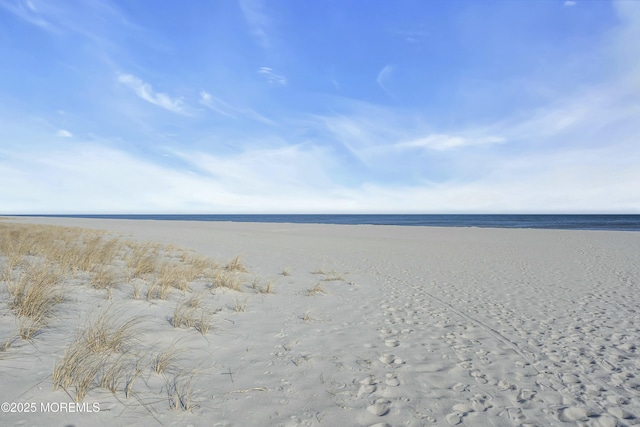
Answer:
[
  {"xmin": 199, "ymin": 91, "xmax": 235, "ymax": 118},
  {"xmin": 199, "ymin": 91, "xmax": 274, "ymax": 125},
  {"xmin": 239, "ymin": 0, "xmax": 270, "ymax": 49},
  {"xmin": 0, "ymin": 0, "xmax": 58, "ymax": 32},
  {"xmin": 2, "ymin": 136, "xmax": 638, "ymax": 213},
  {"xmin": 118, "ymin": 74, "xmax": 188, "ymax": 114},
  {"xmin": 56, "ymin": 129, "xmax": 73, "ymax": 138},
  {"xmin": 397, "ymin": 134, "xmax": 505, "ymax": 151},
  {"xmin": 376, "ymin": 64, "xmax": 396, "ymax": 98},
  {"xmin": 258, "ymin": 67, "xmax": 287, "ymax": 85},
  {"xmin": 564, "ymin": 1, "xmax": 577, "ymax": 7},
  {"xmin": 0, "ymin": 0, "xmax": 136, "ymax": 44}
]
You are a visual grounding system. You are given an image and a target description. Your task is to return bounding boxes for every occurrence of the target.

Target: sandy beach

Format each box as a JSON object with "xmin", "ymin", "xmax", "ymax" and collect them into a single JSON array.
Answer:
[{"xmin": 1, "ymin": 216, "xmax": 639, "ymax": 427}]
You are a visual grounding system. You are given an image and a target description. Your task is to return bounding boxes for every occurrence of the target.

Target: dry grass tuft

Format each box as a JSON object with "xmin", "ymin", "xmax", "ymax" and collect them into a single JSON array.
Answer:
[
  {"xmin": 167, "ymin": 372, "xmax": 198, "ymax": 411},
  {"xmin": 132, "ymin": 282, "xmax": 143, "ymax": 300},
  {"xmin": 52, "ymin": 342, "xmax": 104, "ymax": 402},
  {"xmin": 232, "ymin": 298, "xmax": 248, "ymax": 313},
  {"xmin": 2, "ymin": 334, "xmax": 19, "ymax": 353},
  {"xmin": 306, "ymin": 283, "xmax": 327, "ymax": 296},
  {"xmin": 99, "ymin": 353, "xmax": 128, "ymax": 394},
  {"xmin": 152, "ymin": 342, "xmax": 182, "ymax": 374},
  {"xmin": 212, "ymin": 270, "xmax": 242, "ymax": 291},
  {"xmin": 6, "ymin": 262, "xmax": 63, "ymax": 320},
  {"xmin": 258, "ymin": 279, "xmax": 275, "ymax": 294},
  {"xmin": 123, "ymin": 361, "xmax": 143, "ymax": 399},
  {"xmin": 184, "ymin": 292, "xmax": 206, "ymax": 308},
  {"xmin": 171, "ymin": 304, "xmax": 197, "ymax": 329},
  {"xmin": 180, "ymin": 252, "xmax": 216, "ymax": 279},
  {"xmin": 52, "ymin": 308, "xmax": 142, "ymax": 401},
  {"xmin": 92, "ymin": 265, "xmax": 117, "ymax": 290},
  {"xmin": 300, "ymin": 311, "xmax": 314, "ymax": 322},
  {"xmin": 127, "ymin": 244, "xmax": 158, "ymax": 278},
  {"xmin": 156, "ymin": 263, "xmax": 190, "ymax": 292},
  {"xmin": 145, "ymin": 281, "xmax": 166, "ymax": 301},
  {"xmin": 171, "ymin": 301, "xmax": 212, "ymax": 335},
  {"xmin": 81, "ymin": 308, "xmax": 139, "ymax": 353},
  {"xmin": 18, "ymin": 316, "xmax": 45, "ymax": 340},
  {"xmin": 1, "ymin": 254, "xmax": 24, "ymax": 281},
  {"xmin": 225, "ymin": 255, "xmax": 247, "ymax": 272}
]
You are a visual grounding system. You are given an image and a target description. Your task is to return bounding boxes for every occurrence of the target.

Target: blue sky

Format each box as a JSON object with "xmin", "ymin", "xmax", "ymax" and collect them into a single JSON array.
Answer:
[{"xmin": 1, "ymin": 0, "xmax": 639, "ymax": 213}]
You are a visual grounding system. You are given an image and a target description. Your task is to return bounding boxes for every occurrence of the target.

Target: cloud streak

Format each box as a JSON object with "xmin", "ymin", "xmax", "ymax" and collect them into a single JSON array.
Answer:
[
  {"xmin": 258, "ymin": 67, "xmax": 287, "ymax": 85},
  {"xmin": 0, "ymin": 0, "xmax": 58, "ymax": 32},
  {"xmin": 376, "ymin": 64, "xmax": 396, "ymax": 97},
  {"xmin": 397, "ymin": 134, "xmax": 505, "ymax": 151},
  {"xmin": 199, "ymin": 91, "xmax": 274, "ymax": 125},
  {"xmin": 118, "ymin": 74, "xmax": 188, "ymax": 115},
  {"xmin": 2, "ymin": 137, "xmax": 638, "ymax": 213}
]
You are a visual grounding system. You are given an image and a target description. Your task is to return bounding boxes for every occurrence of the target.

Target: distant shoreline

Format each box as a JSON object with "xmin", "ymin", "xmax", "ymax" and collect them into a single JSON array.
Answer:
[{"xmin": 5, "ymin": 213, "xmax": 640, "ymax": 231}]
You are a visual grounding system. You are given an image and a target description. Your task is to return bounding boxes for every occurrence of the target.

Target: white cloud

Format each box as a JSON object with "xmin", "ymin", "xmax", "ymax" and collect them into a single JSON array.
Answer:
[
  {"xmin": 1, "ymin": 139, "xmax": 638, "ymax": 213},
  {"xmin": 56, "ymin": 129, "xmax": 73, "ymax": 137},
  {"xmin": 199, "ymin": 91, "xmax": 274, "ymax": 125},
  {"xmin": 117, "ymin": 73, "xmax": 188, "ymax": 114},
  {"xmin": 199, "ymin": 91, "xmax": 236, "ymax": 118},
  {"xmin": 258, "ymin": 67, "xmax": 287, "ymax": 85},
  {"xmin": 376, "ymin": 64, "xmax": 396, "ymax": 97},
  {"xmin": 0, "ymin": 0, "xmax": 57, "ymax": 32},
  {"xmin": 564, "ymin": 1, "xmax": 577, "ymax": 6},
  {"xmin": 397, "ymin": 134, "xmax": 505, "ymax": 151},
  {"xmin": 0, "ymin": 140, "xmax": 346, "ymax": 213},
  {"xmin": 175, "ymin": 143, "xmax": 335, "ymax": 194}
]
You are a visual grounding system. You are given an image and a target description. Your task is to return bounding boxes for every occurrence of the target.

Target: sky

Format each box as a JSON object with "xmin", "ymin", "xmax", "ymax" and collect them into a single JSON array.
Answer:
[{"xmin": 1, "ymin": 0, "xmax": 639, "ymax": 214}]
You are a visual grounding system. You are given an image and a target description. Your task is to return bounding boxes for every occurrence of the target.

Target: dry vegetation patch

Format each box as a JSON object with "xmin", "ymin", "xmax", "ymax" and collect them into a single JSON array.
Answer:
[
  {"xmin": 225, "ymin": 255, "xmax": 247, "ymax": 272},
  {"xmin": 0, "ymin": 222, "xmax": 264, "ymax": 410},
  {"xmin": 171, "ymin": 301, "xmax": 212, "ymax": 334},
  {"xmin": 306, "ymin": 282, "xmax": 328, "ymax": 296}
]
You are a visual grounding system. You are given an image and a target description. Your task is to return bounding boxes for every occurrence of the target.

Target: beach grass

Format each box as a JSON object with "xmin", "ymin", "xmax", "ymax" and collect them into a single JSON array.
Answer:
[
  {"xmin": 0, "ymin": 221, "xmax": 255, "ymax": 407},
  {"xmin": 306, "ymin": 282, "xmax": 327, "ymax": 296}
]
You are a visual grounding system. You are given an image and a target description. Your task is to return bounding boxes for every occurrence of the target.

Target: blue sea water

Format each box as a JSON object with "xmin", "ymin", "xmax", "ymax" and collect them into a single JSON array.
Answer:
[{"xmin": 20, "ymin": 214, "xmax": 640, "ymax": 232}]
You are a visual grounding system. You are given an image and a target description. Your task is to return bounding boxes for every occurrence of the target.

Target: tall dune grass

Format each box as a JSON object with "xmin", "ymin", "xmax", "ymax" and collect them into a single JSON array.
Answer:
[{"xmin": 1, "ymin": 222, "xmax": 256, "ymax": 407}]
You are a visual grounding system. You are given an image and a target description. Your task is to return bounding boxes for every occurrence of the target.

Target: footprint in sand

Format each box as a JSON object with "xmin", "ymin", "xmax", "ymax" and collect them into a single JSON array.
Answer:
[
  {"xmin": 452, "ymin": 402, "xmax": 474, "ymax": 415},
  {"xmin": 367, "ymin": 398, "xmax": 391, "ymax": 416},
  {"xmin": 384, "ymin": 339, "xmax": 400, "ymax": 347},
  {"xmin": 502, "ymin": 407, "xmax": 525, "ymax": 422},
  {"xmin": 385, "ymin": 373, "xmax": 400, "ymax": 387},
  {"xmin": 445, "ymin": 412, "xmax": 462, "ymax": 425},
  {"xmin": 469, "ymin": 369, "xmax": 488, "ymax": 384},
  {"xmin": 357, "ymin": 383, "xmax": 377, "ymax": 398},
  {"xmin": 516, "ymin": 389, "xmax": 536, "ymax": 403},
  {"xmin": 557, "ymin": 406, "xmax": 597, "ymax": 422},
  {"xmin": 497, "ymin": 379, "xmax": 514, "ymax": 391},
  {"xmin": 471, "ymin": 393, "xmax": 493, "ymax": 412},
  {"xmin": 379, "ymin": 354, "xmax": 405, "ymax": 366},
  {"xmin": 452, "ymin": 383, "xmax": 469, "ymax": 392}
]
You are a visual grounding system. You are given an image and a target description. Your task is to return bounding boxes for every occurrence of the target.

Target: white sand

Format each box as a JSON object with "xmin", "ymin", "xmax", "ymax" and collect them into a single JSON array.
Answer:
[{"xmin": 1, "ymin": 216, "xmax": 639, "ymax": 426}]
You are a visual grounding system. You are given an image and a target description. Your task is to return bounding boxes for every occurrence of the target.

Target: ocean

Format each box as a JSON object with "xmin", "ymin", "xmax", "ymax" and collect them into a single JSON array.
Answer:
[{"xmin": 18, "ymin": 214, "xmax": 640, "ymax": 232}]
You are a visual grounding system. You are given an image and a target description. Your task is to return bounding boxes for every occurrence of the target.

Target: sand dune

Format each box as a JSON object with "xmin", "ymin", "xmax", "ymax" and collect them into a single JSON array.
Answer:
[{"xmin": 1, "ymin": 216, "xmax": 639, "ymax": 426}]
